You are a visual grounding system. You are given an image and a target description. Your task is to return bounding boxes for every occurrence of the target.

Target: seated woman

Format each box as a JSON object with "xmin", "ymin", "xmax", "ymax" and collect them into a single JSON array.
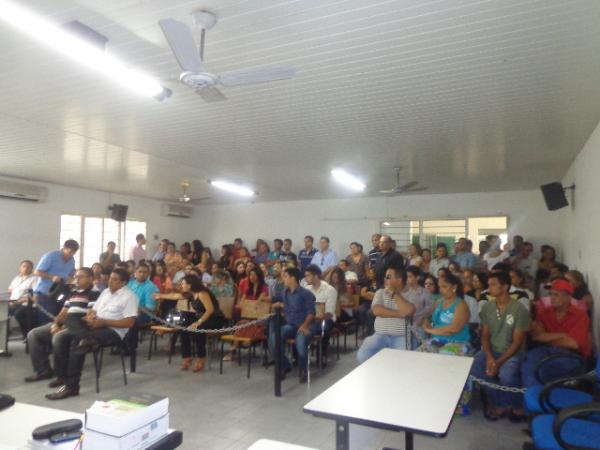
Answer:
[
  {"xmin": 429, "ymin": 243, "xmax": 451, "ymax": 275},
  {"xmin": 326, "ymin": 267, "xmax": 355, "ymax": 321},
  {"xmin": 419, "ymin": 273, "xmax": 472, "ymax": 414},
  {"xmin": 218, "ymin": 244, "xmax": 234, "ymax": 271},
  {"xmin": 466, "ymin": 272, "xmax": 488, "ymax": 302},
  {"xmin": 164, "ymin": 242, "xmax": 183, "ymax": 278},
  {"xmin": 346, "ymin": 242, "xmax": 369, "ymax": 286},
  {"xmin": 358, "ymin": 267, "xmax": 377, "ymax": 334},
  {"xmin": 462, "ymin": 268, "xmax": 475, "ymax": 293},
  {"xmin": 233, "ymin": 261, "xmax": 247, "ymax": 286},
  {"xmin": 211, "ymin": 269, "xmax": 234, "ymax": 298},
  {"xmin": 224, "ymin": 268, "xmax": 270, "ymax": 361},
  {"xmin": 154, "ymin": 275, "xmax": 224, "ymax": 372},
  {"xmin": 403, "ymin": 266, "xmax": 433, "ymax": 349},
  {"xmin": 509, "ymin": 269, "xmax": 534, "ymax": 300},
  {"xmin": 448, "ymin": 262, "xmax": 462, "ymax": 278},
  {"xmin": 152, "ymin": 261, "xmax": 174, "ymax": 317},
  {"xmin": 566, "ymin": 270, "xmax": 594, "ymax": 311},
  {"xmin": 406, "ymin": 244, "xmax": 423, "ymax": 269},
  {"xmin": 421, "ymin": 249, "xmax": 432, "ymax": 274},
  {"xmin": 424, "ymin": 274, "xmax": 441, "ymax": 302}
]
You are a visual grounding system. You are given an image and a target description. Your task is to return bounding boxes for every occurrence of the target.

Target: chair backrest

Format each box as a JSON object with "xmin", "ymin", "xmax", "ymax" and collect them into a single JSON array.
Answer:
[
  {"xmin": 217, "ymin": 296, "xmax": 235, "ymax": 320},
  {"xmin": 240, "ymin": 299, "xmax": 271, "ymax": 319}
]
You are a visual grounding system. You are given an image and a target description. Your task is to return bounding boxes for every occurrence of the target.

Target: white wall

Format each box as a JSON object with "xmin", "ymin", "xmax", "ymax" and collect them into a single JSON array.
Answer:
[
  {"xmin": 0, "ymin": 178, "xmax": 193, "ymax": 289},
  {"xmin": 194, "ymin": 190, "xmax": 561, "ymax": 260},
  {"xmin": 561, "ymin": 120, "xmax": 600, "ymax": 345}
]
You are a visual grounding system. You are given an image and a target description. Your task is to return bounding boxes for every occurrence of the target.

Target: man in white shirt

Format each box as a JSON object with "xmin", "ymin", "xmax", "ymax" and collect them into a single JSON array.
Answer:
[
  {"xmin": 304, "ymin": 264, "xmax": 338, "ymax": 362},
  {"xmin": 128, "ymin": 233, "xmax": 147, "ymax": 265},
  {"xmin": 7, "ymin": 260, "xmax": 37, "ymax": 340},
  {"xmin": 511, "ymin": 241, "xmax": 538, "ymax": 282},
  {"xmin": 46, "ymin": 268, "xmax": 137, "ymax": 400}
]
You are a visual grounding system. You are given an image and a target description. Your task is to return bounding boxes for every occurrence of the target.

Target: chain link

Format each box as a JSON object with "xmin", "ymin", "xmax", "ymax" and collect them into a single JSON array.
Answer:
[{"xmin": 22, "ymin": 293, "xmax": 273, "ymax": 335}]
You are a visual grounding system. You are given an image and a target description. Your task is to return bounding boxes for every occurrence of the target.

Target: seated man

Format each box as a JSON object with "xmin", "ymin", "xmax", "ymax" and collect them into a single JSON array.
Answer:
[
  {"xmin": 45, "ymin": 268, "xmax": 137, "ymax": 400},
  {"xmin": 356, "ymin": 267, "xmax": 416, "ymax": 364},
  {"xmin": 521, "ymin": 279, "xmax": 592, "ymax": 387},
  {"xmin": 127, "ymin": 263, "xmax": 158, "ymax": 325},
  {"xmin": 7, "ymin": 260, "xmax": 37, "ymax": 340},
  {"xmin": 269, "ymin": 267, "xmax": 315, "ymax": 384},
  {"xmin": 471, "ymin": 272, "xmax": 530, "ymax": 421},
  {"xmin": 24, "ymin": 268, "xmax": 98, "ymax": 384},
  {"xmin": 304, "ymin": 264, "xmax": 337, "ymax": 354}
]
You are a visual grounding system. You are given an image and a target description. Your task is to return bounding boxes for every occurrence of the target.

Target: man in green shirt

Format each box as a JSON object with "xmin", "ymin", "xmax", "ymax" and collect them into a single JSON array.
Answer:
[{"xmin": 471, "ymin": 271, "xmax": 530, "ymax": 421}]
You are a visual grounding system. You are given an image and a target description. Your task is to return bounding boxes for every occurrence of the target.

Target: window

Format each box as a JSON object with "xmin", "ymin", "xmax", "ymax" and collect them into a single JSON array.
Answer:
[
  {"xmin": 60, "ymin": 214, "xmax": 147, "ymax": 268},
  {"xmin": 381, "ymin": 216, "xmax": 507, "ymax": 252}
]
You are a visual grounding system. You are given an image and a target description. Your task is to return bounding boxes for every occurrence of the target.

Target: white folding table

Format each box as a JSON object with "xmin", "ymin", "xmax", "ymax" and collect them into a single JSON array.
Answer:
[
  {"xmin": 303, "ymin": 348, "xmax": 473, "ymax": 450},
  {"xmin": 247, "ymin": 439, "xmax": 319, "ymax": 450}
]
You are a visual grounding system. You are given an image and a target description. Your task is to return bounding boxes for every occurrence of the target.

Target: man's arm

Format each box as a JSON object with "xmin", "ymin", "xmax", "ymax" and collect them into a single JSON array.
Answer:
[
  {"xmin": 372, "ymin": 291, "xmax": 415, "ymax": 318},
  {"xmin": 88, "ymin": 316, "xmax": 136, "ymax": 329},
  {"xmin": 495, "ymin": 329, "xmax": 527, "ymax": 367}
]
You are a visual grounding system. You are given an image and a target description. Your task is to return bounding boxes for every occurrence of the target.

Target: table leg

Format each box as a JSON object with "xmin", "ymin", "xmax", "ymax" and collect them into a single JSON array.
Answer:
[
  {"xmin": 405, "ymin": 431, "xmax": 413, "ymax": 450},
  {"xmin": 336, "ymin": 420, "xmax": 349, "ymax": 450}
]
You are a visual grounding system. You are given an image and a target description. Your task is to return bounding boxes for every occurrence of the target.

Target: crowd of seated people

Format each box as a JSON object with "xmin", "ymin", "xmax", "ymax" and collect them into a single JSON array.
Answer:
[{"xmin": 4, "ymin": 232, "xmax": 596, "ymax": 409}]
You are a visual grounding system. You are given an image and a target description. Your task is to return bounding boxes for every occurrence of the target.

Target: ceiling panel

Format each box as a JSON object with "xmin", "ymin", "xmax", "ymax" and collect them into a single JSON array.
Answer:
[{"xmin": 0, "ymin": 0, "xmax": 599, "ymax": 203}]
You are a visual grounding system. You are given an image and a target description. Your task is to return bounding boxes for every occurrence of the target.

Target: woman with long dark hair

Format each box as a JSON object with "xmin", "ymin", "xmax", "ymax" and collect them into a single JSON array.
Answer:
[
  {"xmin": 191, "ymin": 240, "xmax": 204, "ymax": 265},
  {"xmin": 154, "ymin": 275, "xmax": 224, "ymax": 372},
  {"xmin": 218, "ymin": 244, "xmax": 233, "ymax": 270}
]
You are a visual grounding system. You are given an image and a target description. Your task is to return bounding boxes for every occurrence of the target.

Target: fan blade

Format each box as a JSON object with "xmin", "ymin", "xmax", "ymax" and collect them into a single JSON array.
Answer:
[
  {"xmin": 378, "ymin": 189, "xmax": 395, "ymax": 194},
  {"xmin": 218, "ymin": 66, "xmax": 295, "ymax": 86},
  {"xmin": 197, "ymin": 86, "xmax": 226, "ymax": 102},
  {"xmin": 397, "ymin": 181, "xmax": 419, "ymax": 191},
  {"xmin": 159, "ymin": 19, "xmax": 204, "ymax": 72}
]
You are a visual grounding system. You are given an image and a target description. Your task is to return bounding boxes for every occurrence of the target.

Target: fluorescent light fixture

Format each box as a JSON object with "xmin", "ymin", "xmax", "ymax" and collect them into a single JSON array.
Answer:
[
  {"xmin": 209, "ymin": 180, "xmax": 255, "ymax": 197},
  {"xmin": 0, "ymin": 0, "xmax": 166, "ymax": 99},
  {"xmin": 382, "ymin": 221, "xmax": 391, "ymax": 227},
  {"xmin": 331, "ymin": 168, "xmax": 366, "ymax": 191}
]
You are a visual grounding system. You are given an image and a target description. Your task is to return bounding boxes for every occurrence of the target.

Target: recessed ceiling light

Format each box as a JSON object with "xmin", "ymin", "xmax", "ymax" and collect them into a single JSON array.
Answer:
[
  {"xmin": 209, "ymin": 180, "xmax": 255, "ymax": 197},
  {"xmin": 0, "ymin": 0, "xmax": 168, "ymax": 99},
  {"xmin": 382, "ymin": 221, "xmax": 391, "ymax": 227},
  {"xmin": 331, "ymin": 168, "xmax": 366, "ymax": 192}
]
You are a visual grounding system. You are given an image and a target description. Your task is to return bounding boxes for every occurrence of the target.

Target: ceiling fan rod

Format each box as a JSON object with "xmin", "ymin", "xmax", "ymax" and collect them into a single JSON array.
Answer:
[{"xmin": 199, "ymin": 28, "xmax": 205, "ymax": 62}]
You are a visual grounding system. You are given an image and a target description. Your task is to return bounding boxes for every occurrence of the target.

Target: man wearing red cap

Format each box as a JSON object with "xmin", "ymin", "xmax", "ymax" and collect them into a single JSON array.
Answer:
[{"xmin": 521, "ymin": 279, "xmax": 592, "ymax": 387}]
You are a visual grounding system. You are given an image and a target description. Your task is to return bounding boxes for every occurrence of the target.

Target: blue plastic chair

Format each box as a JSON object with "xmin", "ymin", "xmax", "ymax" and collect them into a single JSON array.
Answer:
[
  {"xmin": 524, "ymin": 353, "xmax": 596, "ymax": 415},
  {"xmin": 530, "ymin": 403, "xmax": 600, "ymax": 450}
]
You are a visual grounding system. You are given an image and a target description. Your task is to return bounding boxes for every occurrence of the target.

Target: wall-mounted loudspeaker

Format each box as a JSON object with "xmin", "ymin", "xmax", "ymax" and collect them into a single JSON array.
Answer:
[
  {"xmin": 109, "ymin": 204, "xmax": 128, "ymax": 222},
  {"xmin": 540, "ymin": 182, "xmax": 572, "ymax": 211}
]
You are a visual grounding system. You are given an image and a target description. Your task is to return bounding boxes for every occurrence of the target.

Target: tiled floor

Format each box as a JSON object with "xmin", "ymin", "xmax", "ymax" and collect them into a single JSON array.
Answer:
[{"xmin": 0, "ymin": 334, "xmax": 532, "ymax": 450}]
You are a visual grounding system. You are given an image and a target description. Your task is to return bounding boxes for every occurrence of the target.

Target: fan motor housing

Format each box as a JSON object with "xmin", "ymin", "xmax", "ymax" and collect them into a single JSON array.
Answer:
[{"xmin": 179, "ymin": 71, "xmax": 217, "ymax": 89}]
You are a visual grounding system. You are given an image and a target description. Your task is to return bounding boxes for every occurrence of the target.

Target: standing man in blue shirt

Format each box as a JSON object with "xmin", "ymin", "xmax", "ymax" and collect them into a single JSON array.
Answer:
[
  {"xmin": 269, "ymin": 267, "xmax": 316, "ymax": 383},
  {"xmin": 298, "ymin": 235, "xmax": 317, "ymax": 273},
  {"xmin": 33, "ymin": 240, "xmax": 79, "ymax": 325},
  {"xmin": 310, "ymin": 236, "xmax": 338, "ymax": 275},
  {"xmin": 452, "ymin": 238, "xmax": 479, "ymax": 269}
]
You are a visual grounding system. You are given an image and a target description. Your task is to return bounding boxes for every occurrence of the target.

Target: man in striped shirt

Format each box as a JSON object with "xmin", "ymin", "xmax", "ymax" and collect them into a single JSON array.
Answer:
[{"xmin": 357, "ymin": 267, "xmax": 415, "ymax": 364}]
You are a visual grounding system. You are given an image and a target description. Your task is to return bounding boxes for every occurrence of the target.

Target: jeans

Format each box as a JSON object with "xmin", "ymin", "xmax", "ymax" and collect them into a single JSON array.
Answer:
[
  {"xmin": 521, "ymin": 346, "xmax": 584, "ymax": 387},
  {"xmin": 357, "ymin": 333, "xmax": 407, "ymax": 364},
  {"xmin": 357, "ymin": 302, "xmax": 374, "ymax": 336},
  {"xmin": 269, "ymin": 323, "xmax": 312, "ymax": 372},
  {"xmin": 9, "ymin": 302, "xmax": 37, "ymax": 339},
  {"xmin": 471, "ymin": 350, "xmax": 524, "ymax": 409}
]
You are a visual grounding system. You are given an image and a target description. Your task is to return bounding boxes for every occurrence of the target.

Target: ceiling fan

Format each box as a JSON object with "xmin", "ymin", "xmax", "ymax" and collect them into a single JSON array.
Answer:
[
  {"xmin": 159, "ymin": 10, "xmax": 296, "ymax": 102},
  {"xmin": 379, "ymin": 167, "xmax": 428, "ymax": 195},
  {"xmin": 175, "ymin": 180, "xmax": 209, "ymax": 203}
]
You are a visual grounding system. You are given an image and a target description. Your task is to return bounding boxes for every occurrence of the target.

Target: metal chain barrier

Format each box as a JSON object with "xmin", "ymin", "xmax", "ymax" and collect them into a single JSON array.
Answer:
[
  {"xmin": 139, "ymin": 307, "xmax": 273, "ymax": 334},
  {"xmin": 22, "ymin": 293, "xmax": 273, "ymax": 335}
]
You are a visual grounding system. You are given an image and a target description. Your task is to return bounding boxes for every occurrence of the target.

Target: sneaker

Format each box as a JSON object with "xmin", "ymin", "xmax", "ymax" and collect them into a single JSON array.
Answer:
[{"xmin": 24, "ymin": 369, "xmax": 54, "ymax": 383}]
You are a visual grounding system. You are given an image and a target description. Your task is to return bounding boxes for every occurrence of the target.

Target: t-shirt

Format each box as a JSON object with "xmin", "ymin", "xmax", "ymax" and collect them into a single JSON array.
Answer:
[
  {"xmin": 535, "ymin": 303, "xmax": 592, "ymax": 357},
  {"xmin": 298, "ymin": 248, "xmax": 317, "ymax": 272},
  {"xmin": 34, "ymin": 250, "xmax": 76, "ymax": 295},
  {"xmin": 279, "ymin": 251, "xmax": 297, "ymax": 264},
  {"xmin": 372, "ymin": 289, "xmax": 407, "ymax": 336},
  {"xmin": 306, "ymin": 280, "xmax": 338, "ymax": 322},
  {"xmin": 63, "ymin": 288, "xmax": 99, "ymax": 315},
  {"xmin": 401, "ymin": 286, "xmax": 432, "ymax": 327},
  {"xmin": 239, "ymin": 278, "xmax": 269, "ymax": 300},
  {"xmin": 127, "ymin": 278, "xmax": 159, "ymax": 310},
  {"xmin": 93, "ymin": 285, "xmax": 138, "ymax": 339},
  {"xmin": 480, "ymin": 300, "xmax": 530, "ymax": 354},
  {"xmin": 483, "ymin": 251, "xmax": 510, "ymax": 270},
  {"xmin": 451, "ymin": 252, "xmax": 479, "ymax": 270},
  {"xmin": 8, "ymin": 274, "xmax": 37, "ymax": 300},
  {"xmin": 428, "ymin": 258, "xmax": 450, "ymax": 276},
  {"xmin": 152, "ymin": 276, "xmax": 173, "ymax": 294}
]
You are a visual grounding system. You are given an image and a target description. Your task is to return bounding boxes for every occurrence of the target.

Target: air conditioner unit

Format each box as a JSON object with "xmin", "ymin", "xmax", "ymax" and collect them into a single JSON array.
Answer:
[
  {"xmin": 0, "ymin": 179, "xmax": 48, "ymax": 202},
  {"xmin": 162, "ymin": 203, "xmax": 193, "ymax": 218}
]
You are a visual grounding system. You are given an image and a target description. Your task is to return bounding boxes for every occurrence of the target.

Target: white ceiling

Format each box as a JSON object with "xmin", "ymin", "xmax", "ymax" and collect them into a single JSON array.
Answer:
[{"xmin": 0, "ymin": 0, "xmax": 599, "ymax": 204}]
